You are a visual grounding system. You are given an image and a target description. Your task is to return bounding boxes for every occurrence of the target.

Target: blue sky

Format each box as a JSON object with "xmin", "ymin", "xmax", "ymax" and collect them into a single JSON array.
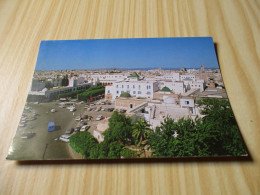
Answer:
[{"xmin": 35, "ymin": 37, "xmax": 219, "ymax": 70}]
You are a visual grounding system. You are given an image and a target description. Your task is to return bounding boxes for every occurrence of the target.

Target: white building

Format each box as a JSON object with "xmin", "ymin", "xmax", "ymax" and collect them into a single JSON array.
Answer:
[
  {"xmin": 163, "ymin": 73, "xmax": 180, "ymax": 81},
  {"xmin": 91, "ymin": 74, "xmax": 127, "ymax": 85},
  {"xmin": 180, "ymin": 74, "xmax": 196, "ymax": 81},
  {"xmin": 105, "ymin": 80, "xmax": 159, "ymax": 100},
  {"xmin": 144, "ymin": 96, "xmax": 196, "ymax": 130},
  {"xmin": 160, "ymin": 81, "xmax": 184, "ymax": 94}
]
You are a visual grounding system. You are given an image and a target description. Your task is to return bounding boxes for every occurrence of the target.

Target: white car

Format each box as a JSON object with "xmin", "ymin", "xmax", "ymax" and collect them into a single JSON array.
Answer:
[
  {"xmin": 59, "ymin": 137, "xmax": 70, "ymax": 142},
  {"xmin": 80, "ymin": 125, "xmax": 90, "ymax": 132},
  {"xmin": 18, "ymin": 123, "xmax": 26, "ymax": 127},
  {"xmin": 75, "ymin": 116, "xmax": 81, "ymax": 121},
  {"xmin": 59, "ymin": 134, "xmax": 70, "ymax": 142},
  {"xmin": 51, "ymin": 109, "xmax": 56, "ymax": 113},
  {"xmin": 70, "ymin": 107, "xmax": 76, "ymax": 112},
  {"xmin": 96, "ymin": 115, "xmax": 103, "ymax": 121}
]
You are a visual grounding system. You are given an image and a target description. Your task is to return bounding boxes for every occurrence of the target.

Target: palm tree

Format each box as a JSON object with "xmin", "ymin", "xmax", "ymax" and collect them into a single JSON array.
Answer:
[{"xmin": 132, "ymin": 120, "xmax": 152, "ymax": 147}]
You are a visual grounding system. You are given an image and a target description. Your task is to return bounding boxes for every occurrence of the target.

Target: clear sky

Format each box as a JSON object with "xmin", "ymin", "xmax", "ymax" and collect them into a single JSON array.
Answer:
[{"xmin": 35, "ymin": 37, "xmax": 219, "ymax": 70}]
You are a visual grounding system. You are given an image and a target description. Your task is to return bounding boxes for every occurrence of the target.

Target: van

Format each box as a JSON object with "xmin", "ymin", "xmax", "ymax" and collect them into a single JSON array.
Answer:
[{"xmin": 48, "ymin": 122, "xmax": 55, "ymax": 132}]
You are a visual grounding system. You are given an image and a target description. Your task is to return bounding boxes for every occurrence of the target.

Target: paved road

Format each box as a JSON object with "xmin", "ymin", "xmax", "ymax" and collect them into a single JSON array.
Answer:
[{"xmin": 7, "ymin": 102, "xmax": 85, "ymax": 160}]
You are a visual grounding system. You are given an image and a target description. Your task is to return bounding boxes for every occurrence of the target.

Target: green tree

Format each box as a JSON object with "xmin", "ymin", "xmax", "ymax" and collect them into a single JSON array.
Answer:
[
  {"xmin": 45, "ymin": 81, "xmax": 53, "ymax": 89},
  {"xmin": 104, "ymin": 111, "xmax": 133, "ymax": 145},
  {"xmin": 120, "ymin": 148, "xmax": 137, "ymax": 158},
  {"xmin": 107, "ymin": 141, "xmax": 124, "ymax": 158},
  {"xmin": 61, "ymin": 74, "xmax": 69, "ymax": 86},
  {"xmin": 132, "ymin": 119, "xmax": 152, "ymax": 147},
  {"xmin": 69, "ymin": 132, "xmax": 98, "ymax": 158},
  {"xmin": 197, "ymin": 98, "xmax": 246, "ymax": 155}
]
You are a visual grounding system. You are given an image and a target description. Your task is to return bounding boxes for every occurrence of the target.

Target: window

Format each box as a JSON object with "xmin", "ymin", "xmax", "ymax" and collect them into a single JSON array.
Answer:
[
  {"xmin": 127, "ymin": 91, "xmax": 130, "ymax": 94},
  {"xmin": 127, "ymin": 85, "xmax": 129, "ymax": 89},
  {"xmin": 116, "ymin": 91, "xmax": 119, "ymax": 94},
  {"xmin": 133, "ymin": 85, "xmax": 135, "ymax": 89},
  {"xmin": 116, "ymin": 85, "xmax": 118, "ymax": 88},
  {"xmin": 121, "ymin": 91, "xmax": 124, "ymax": 94},
  {"xmin": 147, "ymin": 92, "xmax": 151, "ymax": 95},
  {"xmin": 122, "ymin": 85, "xmax": 124, "ymax": 88},
  {"xmin": 133, "ymin": 91, "xmax": 136, "ymax": 94},
  {"xmin": 185, "ymin": 101, "xmax": 189, "ymax": 105},
  {"xmin": 138, "ymin": 85, "xmax": 141, "ymax": 90},
  {"xmin": 108, "ymin": 90, "xmax": 110, "ymax": 93},
  {"xmin": 138, "ymin": 91, "xmax": 141, "ymax": 94}
]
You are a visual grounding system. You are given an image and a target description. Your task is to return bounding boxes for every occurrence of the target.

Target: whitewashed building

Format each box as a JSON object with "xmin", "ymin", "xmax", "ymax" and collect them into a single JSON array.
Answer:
[
  {"xmin": 180, "ymin": 74, "xmax": 196, "ymax": 81},
  {"xmin": 105, "ymin": 80, "xmax": 159, "ymax": 100},
  {"xmin": 160, "ymin": 81, "xmax": 184, "ymax": 94},
  {"xmin": 91, "ymin": 74, "xmax": 127, "ymax": 85},
  {"xmin": 163, "ymin": 73, "xmax": 180, "ymax": 81}
]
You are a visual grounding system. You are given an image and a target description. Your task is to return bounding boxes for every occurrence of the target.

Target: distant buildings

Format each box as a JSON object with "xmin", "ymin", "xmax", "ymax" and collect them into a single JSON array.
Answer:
[{"xmin": 29, "ymin": 67, "xmax": 226, "ymax": 130}]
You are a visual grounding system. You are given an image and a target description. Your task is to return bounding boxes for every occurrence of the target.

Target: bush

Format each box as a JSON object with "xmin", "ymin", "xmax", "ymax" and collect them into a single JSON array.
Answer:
[
  {"xmin": 78, "ymin": 85, "xmax": 105, "ymax": 101},
  {"xmin": 120, "ymin": 148, "xmax": 137, "ymax": 158},
  {"xmin": 57, "ymin": 89, "xmax": 86, "ymax": 99},
  {"xmin": 69, "ymin": 132, "xmax": 98, "ymax": 158}
]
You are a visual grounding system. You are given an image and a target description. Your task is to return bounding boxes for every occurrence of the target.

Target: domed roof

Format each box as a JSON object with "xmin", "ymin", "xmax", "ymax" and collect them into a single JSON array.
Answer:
[
  {"xmin": 161, "ymin": 87, "xmax": 171, "ymax": 92},
  {"xmin": 130, "ymin": 72, "xmax": 139, "ymax": 78},
  {"xmin": 120, "ymin": 92, "xmax": 131, "ymax": 98}
]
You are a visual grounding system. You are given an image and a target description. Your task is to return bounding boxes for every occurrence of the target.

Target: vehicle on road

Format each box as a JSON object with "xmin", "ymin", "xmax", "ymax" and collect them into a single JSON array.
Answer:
[
  {"xmin": 48, "ymin": 122, "xmax": 55, "ymax": 132},
  {"xmin": 60, "ymin": 134, "xmax": 70, "ymax": 139},
  {"xmin": 96, "ymin": 115, "xmax": 103, "ymax": 121},
  {"xmin": 51, "ymin": 109, "xmax": 56, "ymax": 113},
  {"xmin": 69, "ymin": 107, "xmax": 76, "ymax": 112},
  {"xmin": 65, "ymin": 128, "xmax": 74, "ymax": 134},
  {"xmin": 107, "ymin": 108, "xmax": 114, "ymax": 112},
  {"xmin": 75, "ymin": 126, "xmax": 81, "ymax": 132},
  {"xmin": 80, "ymin": 125, "xmax": 90, "ymax": 132},
  {"xmin": 59, "ymin": 137, "xmax": 70, "ymax": 142},
  {"xmin": 75, "ymin": 116, "xmax": 81, "ymax": 121},
  {"xmin": 21, "ymin": 132, "xmax": 35, "ymax": 139},
  {"xmin": 80, "ymin": 121, "xmax": 87, "ymax": 127},
  {"xmin": 18, "ymin": 123, "xmax": 26, "ymax": 127}
]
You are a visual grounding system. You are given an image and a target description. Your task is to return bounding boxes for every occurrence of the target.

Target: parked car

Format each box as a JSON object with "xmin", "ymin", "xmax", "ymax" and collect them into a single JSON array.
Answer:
[
  {"xmin": 75, "ymin": 126, "xmax": 81, "ymax": 132},
  {"xmin": 75, "ymin": 116, "xmax": 81, "ymax": 121},
  {"xmin": 59, "ymin": 137, "xmax": 70, "ymax": 142},
  {"xmin": 48, "ymin": 122, "xmax": 55, "ymax": 132},
  {"xmin": 21, "ymin": 132, "xmax": 35, "ymax": 139},
  {"xmin": 80, "ymin": 121, "xmax": 87, "ymax": 127},
  {"xmin": 107, "ymin": 108, "xmax": 114, "ymax": 112},
  {"xmin": 65, "ymin": 128, "xmax": 74, "ymax": 134},
  {"xmin": 82, "ymin": 115, "xmax": 88, "ymax": 119},
  {"xmin": 60, "ymin": 134, "xmax": 70, "ymax": 139},
  {"xmin": 96, "ymin": 115, "xmax": 103, "ymax": 121},
  {"xmin": 51, "ymin": 109, "xmax": 56, "ymax": 113},
  {"xmin": 80, "ymin": 125, "xmax": 90, "ymax": 132},
  {"xmin": 70, "ymin": 107, "xmax": 76, "ymax": 112}
]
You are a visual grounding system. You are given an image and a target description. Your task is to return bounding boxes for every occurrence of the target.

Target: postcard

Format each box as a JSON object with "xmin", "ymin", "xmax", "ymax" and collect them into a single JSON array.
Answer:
[{"xmin": 7, "ymin": 37, "xmax": 247, "ymax": 160}]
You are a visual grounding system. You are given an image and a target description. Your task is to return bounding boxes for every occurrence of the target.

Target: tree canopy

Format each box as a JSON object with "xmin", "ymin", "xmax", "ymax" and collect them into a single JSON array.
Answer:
[
  {"xmin": 148, "ymin": 98, "xmax": 247, "ymax": 157},
  {"xmin": 70, "ymin": 98, "xmax": 247, "ymax": 159}
]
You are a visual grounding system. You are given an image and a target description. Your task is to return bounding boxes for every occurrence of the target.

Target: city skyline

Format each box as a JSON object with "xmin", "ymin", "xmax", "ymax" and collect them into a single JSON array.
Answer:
[{"xmin": 35, "ymin": 37, "xmax": 219, "ymax": 71}]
